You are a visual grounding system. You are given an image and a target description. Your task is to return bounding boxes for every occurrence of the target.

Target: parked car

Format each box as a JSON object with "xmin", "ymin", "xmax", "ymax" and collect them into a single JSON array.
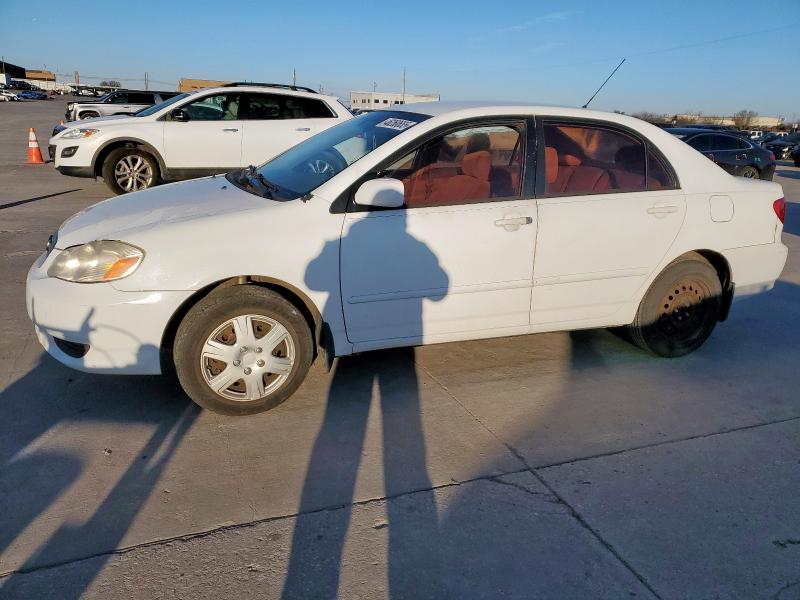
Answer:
[
  {"xmin": 64, "ymin": 89, "xmax": 180, "ymax": 121},
  {"xmin": 28, "ymin": 103, "xmax": 788, "ymax": 415},
  {"xmin": 791, "ymin": 144, "xmax": 800, "ymax": 167},
  {"xmin": 10, "ymin": 80, "xmax": 43, "ymax": 91},
  {"xmin": 49, "ymin": 82, "xmax": 353, "ymax": 194},
  {"xmin": 17, "ymin": 90, "xmax": 48, "ymax": 100},
  {"xmin": 763, "ymin": 132, "xmax": 800, "ymax": 160},
  {"xmin": 666, "ymin": 128, "xmax": 776, "ymax": 179},
  {"xmin": 0, "ymin": 90, "xmax": 21, "ymax": 101}
]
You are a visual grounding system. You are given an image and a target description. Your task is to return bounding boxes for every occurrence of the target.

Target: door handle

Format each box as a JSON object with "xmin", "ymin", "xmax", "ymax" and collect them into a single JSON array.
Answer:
[
  {"xmin": 295, "ymin": 127, "xmax": 311, "ymax": 132},
  {"xmin": 646, "ymin": 205, "xmax": 678, "ymax": 218},
  {"xmin": 494, "ymin": 216, "xmax": 533, "ymax": 231},
  {"xmin": 222, "ymin": 128, "xmax": 239, "ymax": 132}
]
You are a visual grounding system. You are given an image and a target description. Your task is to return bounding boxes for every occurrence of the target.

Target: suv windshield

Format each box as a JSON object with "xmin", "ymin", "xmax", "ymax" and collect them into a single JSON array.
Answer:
[
  {"xmin": 135, "ymin": 92, "xmax": 189, "ymax": 117},
  {"xmin": 228, "ymin": 110, "xmax": 429, "ymax": 199}
]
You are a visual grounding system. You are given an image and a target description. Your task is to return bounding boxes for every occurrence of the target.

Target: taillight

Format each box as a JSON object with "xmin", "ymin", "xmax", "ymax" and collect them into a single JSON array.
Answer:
[
  {"xmin": 773, "ymin": 198, "xmax": 785, "ymax": 224},
  {"xmin": 769, "ymin": 152, "xmax": 776, "ymax": 161}
]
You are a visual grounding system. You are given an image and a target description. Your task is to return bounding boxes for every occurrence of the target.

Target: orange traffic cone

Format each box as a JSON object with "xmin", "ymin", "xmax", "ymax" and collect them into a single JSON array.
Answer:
[{"xmin": 27, "ymin": 128, "xmax": 44, "ymax": 164}]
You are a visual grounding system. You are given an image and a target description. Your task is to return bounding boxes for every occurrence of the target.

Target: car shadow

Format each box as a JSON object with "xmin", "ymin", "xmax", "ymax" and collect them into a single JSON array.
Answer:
[{"xmin": 775, "ymin": 169, "xmax": 800, "ymax": 180}]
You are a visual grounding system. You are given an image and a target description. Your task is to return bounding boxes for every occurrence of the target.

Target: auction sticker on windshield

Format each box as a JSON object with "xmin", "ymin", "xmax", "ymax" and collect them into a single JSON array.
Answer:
[{"xmin": 375, "ymin": 118, "xmax": 417, "ymax": 131}]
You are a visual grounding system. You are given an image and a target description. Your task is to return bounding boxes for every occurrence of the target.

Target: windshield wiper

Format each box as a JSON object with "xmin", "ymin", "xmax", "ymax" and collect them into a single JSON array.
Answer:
[{"xmin": 245, "ymin": 164, "xmax": 278, "ymax": 195}]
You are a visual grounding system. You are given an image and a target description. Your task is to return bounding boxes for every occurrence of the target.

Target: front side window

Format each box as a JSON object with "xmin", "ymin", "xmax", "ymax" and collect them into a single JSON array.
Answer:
[
  {"xmin": 543, "ymin": 122, "xmax": 672, "ymax": 194},
  {"xmin": 387, "ymin": 124, "xmax": 524, "ymax": 208},
  {"xmin": 108, "ymin": 92, "xmax": 129, "ymax": 104},
  {"xmin": 687, "ymin": 135, "xmax": 713, "ymax": 152},
  {"xmin": 183, "ymin": 93, "xmax": 241, "ymax": 121}
]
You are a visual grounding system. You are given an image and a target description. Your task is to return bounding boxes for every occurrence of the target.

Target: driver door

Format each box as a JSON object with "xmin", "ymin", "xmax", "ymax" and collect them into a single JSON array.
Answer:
[{"xmin": 163, "ymin": 92, "xmax": 243, "ymax": 170}]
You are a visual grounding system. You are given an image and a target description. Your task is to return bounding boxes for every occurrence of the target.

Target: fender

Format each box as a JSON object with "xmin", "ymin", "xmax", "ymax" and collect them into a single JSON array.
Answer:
[{"xmin": 91, "ymin": 137, "xmax": 167, "ymax": 177}]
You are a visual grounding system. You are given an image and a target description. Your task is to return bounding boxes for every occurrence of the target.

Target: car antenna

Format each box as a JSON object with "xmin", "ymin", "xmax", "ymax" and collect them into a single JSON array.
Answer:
[{"xmin": 582, "ymin": 58, "xmax": 626, "ymax": 109}]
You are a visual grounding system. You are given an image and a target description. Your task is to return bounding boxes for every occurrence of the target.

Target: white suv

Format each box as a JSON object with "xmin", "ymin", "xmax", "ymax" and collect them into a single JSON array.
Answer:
[{"xmin": 48, "ymin": 83, "xmax": 352, "ymax": 194}]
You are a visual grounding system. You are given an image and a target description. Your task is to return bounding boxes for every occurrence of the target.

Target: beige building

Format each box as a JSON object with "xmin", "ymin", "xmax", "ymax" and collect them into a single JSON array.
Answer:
[
  {"xmin": 179, "ymin": 78, "xmax": 231, "ymax": 92},
  {"xmin": 350, "ymin": 90, "xmax": 439, "ymax": 110}
]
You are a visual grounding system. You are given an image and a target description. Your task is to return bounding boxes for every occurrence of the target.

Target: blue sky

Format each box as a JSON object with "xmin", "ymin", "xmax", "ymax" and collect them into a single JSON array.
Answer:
[{"xmin": 2, "ymin": 0, "xmax": 798, "ymax": 118}]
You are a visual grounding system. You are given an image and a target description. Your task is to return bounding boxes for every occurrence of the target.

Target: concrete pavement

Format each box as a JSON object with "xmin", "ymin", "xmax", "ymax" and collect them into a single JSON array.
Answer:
[{"xmin": 1, "ymin": 99, "xmax": 799, "ymax": 599}]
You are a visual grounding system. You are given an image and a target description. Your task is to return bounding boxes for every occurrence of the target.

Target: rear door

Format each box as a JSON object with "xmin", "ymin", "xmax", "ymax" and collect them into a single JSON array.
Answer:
[
  {"xmin": 532, "ymin": 120, "xmax": 685, "ymax": 325},
  {"xmin": 162, "ymin": 92, "xmax": 243, "ymax": 170},
  {"xmin": 240, "ymin": 92, "xmax": 340, "ymax": 165}
]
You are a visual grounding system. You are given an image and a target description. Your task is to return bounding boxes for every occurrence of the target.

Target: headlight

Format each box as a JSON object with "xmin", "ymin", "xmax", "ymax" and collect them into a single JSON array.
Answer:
[
  {"xmin": 61, "ymin": 128, "xmax": 99, "ymax": 140},
  {"xmin": 47, "ymin": 241, "xmax": 144, "ymax": 283}
]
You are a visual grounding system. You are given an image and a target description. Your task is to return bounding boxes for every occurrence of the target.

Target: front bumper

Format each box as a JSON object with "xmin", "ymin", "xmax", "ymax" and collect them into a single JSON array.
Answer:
[{"xmin": 26, "ymin": 251, "xmax": 193, "ymax": 375}]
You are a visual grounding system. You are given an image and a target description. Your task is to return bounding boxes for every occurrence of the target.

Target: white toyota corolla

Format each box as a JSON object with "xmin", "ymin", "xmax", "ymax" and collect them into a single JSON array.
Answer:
[{"xmin": 27, "ymin": 103, "xmax": 788, "ymax": 415}]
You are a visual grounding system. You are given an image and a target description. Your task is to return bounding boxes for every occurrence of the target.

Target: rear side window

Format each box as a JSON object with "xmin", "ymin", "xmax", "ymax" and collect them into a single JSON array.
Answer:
[
  {"xmin": 543, "ymin": 123, "xmax": 643, "ymax": 194},
  {"xmin": 243, "ymin": 93, "xmax": 335, "ymax": 120},
  {"xmin": 543, "ymin": 122, "xmax": 675, "ymax": 194},
  {"xmin": 128, "ymin": 92, "xmax": 154, "ymax": 104}
]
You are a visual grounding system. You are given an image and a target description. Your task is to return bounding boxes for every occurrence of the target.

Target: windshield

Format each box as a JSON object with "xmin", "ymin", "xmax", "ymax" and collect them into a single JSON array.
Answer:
[
  {"xmin": 228, "ymin": 111, "xmax": 429, "ymax": 199},
  {"xmin": 135, "ymin": 92, "xmax": 189, "ymax": 117}
]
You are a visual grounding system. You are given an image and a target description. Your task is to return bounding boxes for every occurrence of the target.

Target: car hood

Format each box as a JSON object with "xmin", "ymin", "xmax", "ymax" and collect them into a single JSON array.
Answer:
[
  {"xmin": 70, "ymin": 114, "xmax": 139, "ymax": 126},
  {"xmin": 55, "ymin": 176, "xmax": 270, "ymax": 248}
]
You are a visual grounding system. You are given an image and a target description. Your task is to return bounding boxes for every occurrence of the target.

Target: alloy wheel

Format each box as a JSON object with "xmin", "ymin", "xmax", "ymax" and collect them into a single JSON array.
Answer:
[{"xmin": 114, "ymin": 155, "xmax": 154, "ymax": 192}]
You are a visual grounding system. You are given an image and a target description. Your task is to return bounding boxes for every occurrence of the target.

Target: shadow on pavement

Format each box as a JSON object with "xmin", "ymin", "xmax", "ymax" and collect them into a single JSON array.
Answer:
[
  {"xmin": 0, "ymin": 189, "xmax": 81, "ymax": 211},
  {"xmin": 0, "ymin": 352, "xmax": 197, "ymax": 598}
]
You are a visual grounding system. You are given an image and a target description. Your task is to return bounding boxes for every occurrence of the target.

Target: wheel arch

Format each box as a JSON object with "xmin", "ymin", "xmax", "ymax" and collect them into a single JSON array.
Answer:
[
  {"xmin": 92, "ymin": 138, "xmax": 167, "ymax": 178},
  {"xmin": 690, "ymin": 249, "xmax": 734, "ymax": 321},
  {"xmin": 159, "ymin": 276, "xmax": 326, "ymax": 374}
]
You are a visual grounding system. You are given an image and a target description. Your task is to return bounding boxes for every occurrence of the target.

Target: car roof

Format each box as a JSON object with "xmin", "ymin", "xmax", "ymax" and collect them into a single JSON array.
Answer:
[
  {"xmin": 664, "ymin": 127, "xmax": 724, "ymax": 136},
  {"xmin": 388, "ymin": 100, "xmax": 671, "ymax": 127},
  {"xmin": 188, "ymin": 85, "xmax": 339, "ymax": 102}
]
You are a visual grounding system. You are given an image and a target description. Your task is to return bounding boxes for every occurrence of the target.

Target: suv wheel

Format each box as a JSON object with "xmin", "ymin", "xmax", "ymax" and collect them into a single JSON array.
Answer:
[
  {"xmin": 102, "ymin": 147, "xmax": 159, "ymax": 195},
  {"xmin": 173, "ymin": 286, "xmax": 313, "ymax": 415},
  {"xmin": 627, "ymin": 253, "xmax": 722, "ymax": 358},
  {"xmin": 79, "ymin": 111, "xmax": 99, "ymax": 119}
]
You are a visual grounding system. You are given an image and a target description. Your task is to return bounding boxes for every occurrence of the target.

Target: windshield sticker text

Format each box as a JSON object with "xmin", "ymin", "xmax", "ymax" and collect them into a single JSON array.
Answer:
[{"xmin": 375, "ymin": 118, "xmax": 417, "ymax": 131}]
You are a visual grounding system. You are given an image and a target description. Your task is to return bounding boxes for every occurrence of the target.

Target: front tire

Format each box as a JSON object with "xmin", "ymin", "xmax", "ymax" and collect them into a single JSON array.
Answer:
[
  {"xmin": 79, "ymin": 111, "xmax": 99, "ymax": 119},
  {"xmin": 173, "ymin": 286, "xmax": 313, "ymax": 416},
  {"xmin": 627, "ymin": 253, "xmax": 722, "ymax": 357},
  {"xmin": 101, "ymin": 147, "xmax": 159, "ymax": 195}
]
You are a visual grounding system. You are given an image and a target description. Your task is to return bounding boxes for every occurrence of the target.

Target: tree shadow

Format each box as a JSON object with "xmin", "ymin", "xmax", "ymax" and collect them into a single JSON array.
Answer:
[
  {"xmin": 775, "ymin": 170, "xmax": 800, "ymax": 180},
  {"xmin": 281, "ymin": 211, "xmax": 448, "ymax": 598},
  {"xmin": 0, "ymin": 310, "xmax": 197, "ymax": 598},
  {"xmin": 0, "ymin": 189, "xmax": 81, "ymax": 211}
]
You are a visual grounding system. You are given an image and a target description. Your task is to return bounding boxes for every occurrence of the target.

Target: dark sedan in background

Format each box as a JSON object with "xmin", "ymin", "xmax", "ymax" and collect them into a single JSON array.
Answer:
[
  {"xmin": 666, "ymin": 128, "xmax": 776, "ymax": 180},
  {"xmin": 763, "ymin": 132, "xmax": 800, "ymax": 161}
]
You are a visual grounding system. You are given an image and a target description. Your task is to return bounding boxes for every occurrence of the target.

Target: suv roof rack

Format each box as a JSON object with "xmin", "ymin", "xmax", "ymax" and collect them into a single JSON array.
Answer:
[{"xmin": 223, "ymin": 82, "xmax": 317, "ymax": 94}]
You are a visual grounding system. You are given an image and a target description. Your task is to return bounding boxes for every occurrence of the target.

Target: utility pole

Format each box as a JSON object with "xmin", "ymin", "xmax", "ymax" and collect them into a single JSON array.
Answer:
[
  {"xmin": 293, "ymin": 68, "xmax": 296, "ymax": 86},
  {"xmin": 401, "ymin": 66, "xmax": 406, "ymax": 103},
  {"xmin": 372, "ymin": 81, "xmax": 377, "ymax": 109},
  {"xmin": 144, "ymin": 71, "xmax": 149, "ymax": 90}
]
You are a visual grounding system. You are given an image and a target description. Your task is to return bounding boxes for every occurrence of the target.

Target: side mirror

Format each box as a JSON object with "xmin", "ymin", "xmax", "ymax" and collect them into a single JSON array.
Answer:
[
  {"xmin": 354, "ymin": 178, "xmax": 405, "ymax": 208},
  {"xmin": 170, "ymin": 108, "xmax": 189, "ymax": 122}
]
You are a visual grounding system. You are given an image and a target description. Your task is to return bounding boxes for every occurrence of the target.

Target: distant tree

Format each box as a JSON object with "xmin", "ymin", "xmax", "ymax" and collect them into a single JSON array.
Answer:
[
  {"xmin": 100, "ymin": 80, "xmax": 121, "ymax": 88},
  {"xmin": 732, "ymin": 109, "xmax": 758, "ymax": 129},
  {"xmin": 632, "ymin": 111, "xmax": 668, "ymax": 124}
]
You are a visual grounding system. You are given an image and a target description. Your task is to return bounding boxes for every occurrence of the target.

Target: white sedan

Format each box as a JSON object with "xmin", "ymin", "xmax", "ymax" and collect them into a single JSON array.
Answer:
[{"xmin": 27, "ymin": 102, "xmax": 788, "ymax": 415}]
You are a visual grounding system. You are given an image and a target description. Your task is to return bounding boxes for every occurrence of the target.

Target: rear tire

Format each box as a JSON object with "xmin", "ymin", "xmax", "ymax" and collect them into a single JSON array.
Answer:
[
  {"xmin": 738, "ymin": 165, "xmax": 759, "ymax": 179},
  {"xmin": 101, "ymin": 147, "xmax": 159, "ymax": 195},
  {"xmin": 627, "ymin": 253, "xmax": 722, "ymax": 357},
  {"xmin": 173, "ymin": 286, "xmax": 313, "ymax": 416}
]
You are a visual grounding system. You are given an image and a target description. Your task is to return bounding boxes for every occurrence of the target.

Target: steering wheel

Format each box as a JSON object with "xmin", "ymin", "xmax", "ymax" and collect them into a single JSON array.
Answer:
[{"xmin": 301, "ymin": 149, "xmax": 346, "ymax": 179}]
